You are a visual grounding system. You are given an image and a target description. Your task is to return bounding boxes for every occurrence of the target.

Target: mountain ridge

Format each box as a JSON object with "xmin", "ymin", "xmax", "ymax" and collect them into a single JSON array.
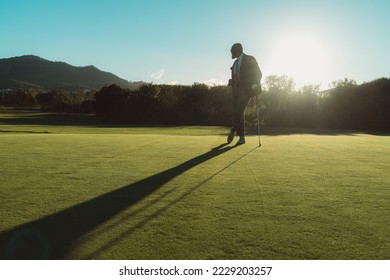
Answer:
[{"xmin": 0, "ymin": 55, "xmax": 143, "ymax": 90}]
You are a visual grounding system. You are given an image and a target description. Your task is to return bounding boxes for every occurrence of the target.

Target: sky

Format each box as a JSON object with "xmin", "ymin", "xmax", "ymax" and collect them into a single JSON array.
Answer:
[{"xmin": 1, "ymin": 0, "xmax": 390, "ymax": 89}]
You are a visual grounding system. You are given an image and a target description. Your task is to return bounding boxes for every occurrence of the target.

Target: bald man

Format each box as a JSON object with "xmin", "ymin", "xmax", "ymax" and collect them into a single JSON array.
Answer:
[{"xmin": 228, "ymin": 43, "xmax": 262, "ymax": 145}]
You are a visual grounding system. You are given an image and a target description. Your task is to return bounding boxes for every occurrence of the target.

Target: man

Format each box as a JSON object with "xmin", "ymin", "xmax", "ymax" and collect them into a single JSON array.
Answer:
[{"xmin": 228, "ymin": 43, "xmax": 262, "ymax": 145}]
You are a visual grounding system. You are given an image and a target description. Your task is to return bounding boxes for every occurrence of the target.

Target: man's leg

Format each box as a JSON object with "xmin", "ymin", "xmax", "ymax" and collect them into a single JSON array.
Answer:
[
  {"xmin": 227, "ymin": 92, "xmax": 238, "ymax": 143},
  {"xmin": 234, "ymin": 94, "xmax": 250, "ymax": 138},
  {"xmin": 227, "ymin": 127, "xmax": 235, "ymax": 143}
]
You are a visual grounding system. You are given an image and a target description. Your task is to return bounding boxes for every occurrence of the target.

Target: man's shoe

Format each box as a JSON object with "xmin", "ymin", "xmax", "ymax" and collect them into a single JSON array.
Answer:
[
  {"xmin": 236, "ymin": 136, "xmax": 245, "ymax": 145},
  {"xmin": 227, "ymin": 128, "xmax": 235, "ymax": 143}
]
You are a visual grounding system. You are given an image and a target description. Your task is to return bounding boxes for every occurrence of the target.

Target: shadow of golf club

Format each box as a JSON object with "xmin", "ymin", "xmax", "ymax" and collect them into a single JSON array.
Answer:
[{"xmin": 0, "ymin": 143, "xmax": 236, "ymax": 259}]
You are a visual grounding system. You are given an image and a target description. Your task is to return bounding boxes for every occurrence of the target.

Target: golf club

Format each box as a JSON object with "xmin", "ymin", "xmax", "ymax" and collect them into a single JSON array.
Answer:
[
  {"xmin": 252, "ymin": 84, "xmax": 262, "ymax": 147},
  {"xmin": 256, "ymin": 94, "xmax": 261, "ymax": 147}
]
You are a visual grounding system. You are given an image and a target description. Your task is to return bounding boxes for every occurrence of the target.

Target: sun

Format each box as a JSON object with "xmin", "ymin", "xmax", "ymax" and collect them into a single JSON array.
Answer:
[{"xmin": 266, "ymin": 32, "xmax": 334, "ymax": 88}]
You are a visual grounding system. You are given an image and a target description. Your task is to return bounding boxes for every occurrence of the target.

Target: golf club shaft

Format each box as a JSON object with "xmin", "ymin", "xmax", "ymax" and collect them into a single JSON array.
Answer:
[{"xmin": 256, "ymin": 94, "xmax": 261, "ymax": 147}]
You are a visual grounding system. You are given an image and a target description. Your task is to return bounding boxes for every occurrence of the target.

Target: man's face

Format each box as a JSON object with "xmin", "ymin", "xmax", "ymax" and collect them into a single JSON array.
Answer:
[
  {"xmin": 231, "ymin": 47, "xmax": 239, "ymax": 59},
  {"xmin": 230, "ymin": 46, "xmax": 241, "ymax": 59}
]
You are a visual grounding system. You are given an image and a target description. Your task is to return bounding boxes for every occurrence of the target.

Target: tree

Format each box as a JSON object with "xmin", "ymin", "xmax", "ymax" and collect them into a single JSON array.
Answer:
[
  {"xmin": 262, "ymin": 75, "xmax": 295, "ymax": 127},
  {"xmin": 329, "ymin": 78, "xmax": 357, "ymax": 89},
  {"xmin": 288, "ymin": 84, "xmax": 321, "ymax": 127},
  {"xmin": 94, "ymin": 84, "xmax": 129, "ymax": 121},
  {"xmin": 36, "ymin": 91, "xmax": 72, "ymax": 111},
  {"xmin": 9, "ymin": 90, "xmax": 37, "ymax": 108}
]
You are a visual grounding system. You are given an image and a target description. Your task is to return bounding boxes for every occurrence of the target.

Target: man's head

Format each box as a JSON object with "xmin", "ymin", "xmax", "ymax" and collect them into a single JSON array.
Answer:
[{"xmin": 231, "ymin": 43, "xmax": 243, "ymax": 59}]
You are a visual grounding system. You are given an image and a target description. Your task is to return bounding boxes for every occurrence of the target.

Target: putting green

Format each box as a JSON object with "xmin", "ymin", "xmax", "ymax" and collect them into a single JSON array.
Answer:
[{"xmin": 1, "ymin": 110, "xmax": 389, "ymax": 259}]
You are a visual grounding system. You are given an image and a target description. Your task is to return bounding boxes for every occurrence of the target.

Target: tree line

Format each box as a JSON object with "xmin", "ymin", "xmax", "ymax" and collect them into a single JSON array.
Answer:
[
  {"xmin": 1, "ymin": 76, "xmax": 389, "ymax": 131},
  {"xmin": 0, "ymin": 88, "xmax": 95, "ymax": 113}
]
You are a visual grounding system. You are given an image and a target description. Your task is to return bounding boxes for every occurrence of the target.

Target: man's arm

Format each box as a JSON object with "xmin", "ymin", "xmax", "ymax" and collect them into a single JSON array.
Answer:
[{"xmin": 241, "ymin": 56, "xmax": 261, "ymax": 87}]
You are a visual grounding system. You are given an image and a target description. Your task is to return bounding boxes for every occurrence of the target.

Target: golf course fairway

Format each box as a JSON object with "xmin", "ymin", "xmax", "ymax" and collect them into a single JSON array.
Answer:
[{"xmin": 1, "ymin": 109, "xmax": 389, "ymax": 259}]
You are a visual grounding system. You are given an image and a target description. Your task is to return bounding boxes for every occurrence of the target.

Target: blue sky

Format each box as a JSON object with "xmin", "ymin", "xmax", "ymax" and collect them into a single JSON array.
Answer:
[{"xmin": 1, "ymin": 0, "xmax": 389, "ymax": 88}]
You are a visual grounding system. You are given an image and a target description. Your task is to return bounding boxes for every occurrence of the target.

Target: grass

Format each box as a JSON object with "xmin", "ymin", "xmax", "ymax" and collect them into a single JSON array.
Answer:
[{"xmin": 0, "ymin": 107, "xmax": 389, "ymax": 259}]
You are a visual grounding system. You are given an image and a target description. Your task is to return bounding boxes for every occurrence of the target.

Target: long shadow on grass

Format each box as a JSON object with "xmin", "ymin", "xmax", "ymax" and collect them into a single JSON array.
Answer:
[
  {"xmin": 0, "ymin": 143, "xmax": 235, "ymax": 259},
  {"xmin": 85, "ymin": 145, "xmax": 257, "ymax": 259}
]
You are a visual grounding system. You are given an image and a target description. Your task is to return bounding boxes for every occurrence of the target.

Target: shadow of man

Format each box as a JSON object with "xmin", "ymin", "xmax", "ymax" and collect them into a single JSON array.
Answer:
[{"xmin": 0, "ymin": 143, "xmax": 235, "ymax": 259}]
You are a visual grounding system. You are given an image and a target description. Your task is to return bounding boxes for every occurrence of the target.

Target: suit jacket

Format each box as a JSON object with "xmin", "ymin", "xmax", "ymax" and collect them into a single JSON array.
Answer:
[{"xmin": 230, "ymin": 54, "xmax": 262, "ymax": 97}]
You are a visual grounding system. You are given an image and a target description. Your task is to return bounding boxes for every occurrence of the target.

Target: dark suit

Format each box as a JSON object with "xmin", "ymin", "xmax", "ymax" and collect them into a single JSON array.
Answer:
[
  {"xmin": 231, "ymin": 54, "xmax": 262, "ymax": 92},
  {"xmin": 229, "ymin": 54, "xmax": 262, "ymax": 136}
]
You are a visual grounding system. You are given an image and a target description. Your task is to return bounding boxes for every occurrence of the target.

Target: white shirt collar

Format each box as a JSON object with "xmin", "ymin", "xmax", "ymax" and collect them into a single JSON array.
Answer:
[
  {"xmin": 234, "ymin": 53, "xmax": 244, "ymax": 75},
  {"xmin": 237, "ymin": 53, "xmax": 244, "ymax": 62}
]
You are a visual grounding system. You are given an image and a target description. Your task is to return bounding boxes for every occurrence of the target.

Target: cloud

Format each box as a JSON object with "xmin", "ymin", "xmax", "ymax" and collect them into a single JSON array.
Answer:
[
  {"xmin": 151, "ymin": 69, "xmax": 165, "ymax": 80},
  {"xmin": 169, "ymin": 80, "xmax": 179, "ymax": 85},
  {"xmin": 203, "ymin": 78, "xmax": 226, "ymax": 87}
]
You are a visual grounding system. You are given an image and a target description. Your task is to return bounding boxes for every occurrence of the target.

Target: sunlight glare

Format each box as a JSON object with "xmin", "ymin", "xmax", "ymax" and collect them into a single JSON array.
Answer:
[{"xmin": 265, "ymin": 32, "xmax": 334, "ymax": 89}]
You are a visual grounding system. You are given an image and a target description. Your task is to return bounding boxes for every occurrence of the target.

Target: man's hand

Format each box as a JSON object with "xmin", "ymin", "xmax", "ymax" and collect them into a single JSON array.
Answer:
[{"xmin": 251, "ymin": 84, "xmax": 262, "ymax": 94}]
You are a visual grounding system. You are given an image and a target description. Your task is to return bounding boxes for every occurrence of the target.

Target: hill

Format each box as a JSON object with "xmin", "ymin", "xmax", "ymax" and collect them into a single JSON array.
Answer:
[{"xmin": 0, "ymin": 55, "xmax": 143, "ymax": 90}]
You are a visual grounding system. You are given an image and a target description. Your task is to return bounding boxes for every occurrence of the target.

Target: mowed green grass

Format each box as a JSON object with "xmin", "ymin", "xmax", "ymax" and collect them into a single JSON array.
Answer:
[{"xmin": 1, "ymin": 109, "xmax": 389, "ymax": 259}]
